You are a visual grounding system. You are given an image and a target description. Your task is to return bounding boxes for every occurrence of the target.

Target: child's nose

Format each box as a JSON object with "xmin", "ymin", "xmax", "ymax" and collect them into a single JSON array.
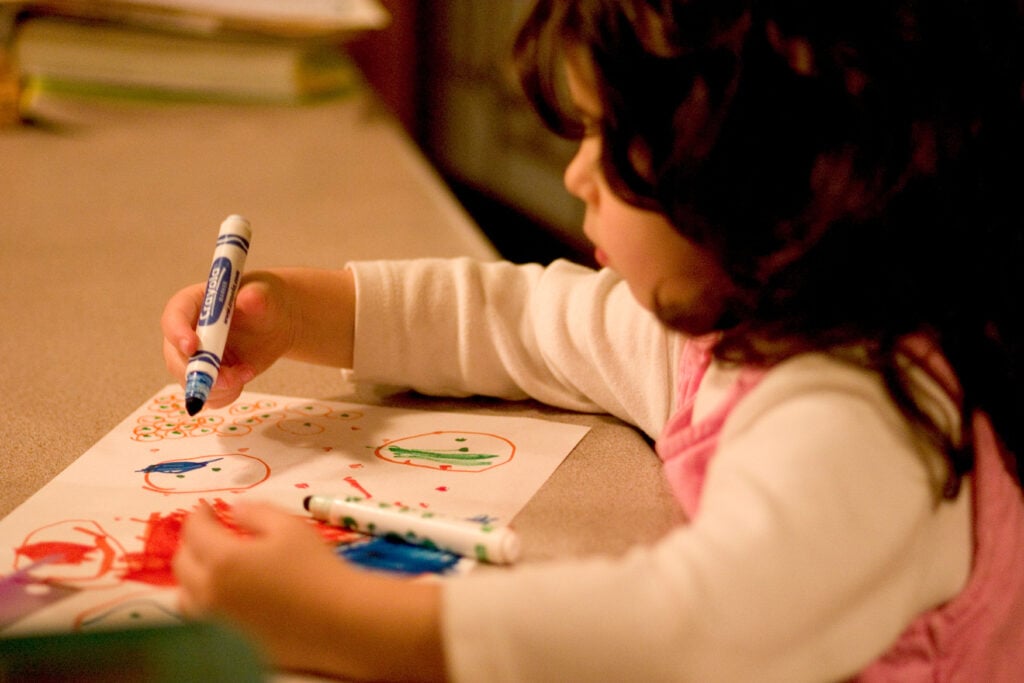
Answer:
[{"xmin": 563, "ymin": 142, "xmax": 594, "ymax": 201}]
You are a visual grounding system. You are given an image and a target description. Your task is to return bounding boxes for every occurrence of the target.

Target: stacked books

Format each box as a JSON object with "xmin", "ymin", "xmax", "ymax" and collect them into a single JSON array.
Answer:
[
  {"xmin": 16, "ymin": 0, "xmax": 389, "ymax": 36},
  {"xmin": 0, "ymin": 0, "xmax": 388, "ymax": 115},
  {"xmin": 0, "ymin": 5, "xmax": 19, "ymax": 122}
]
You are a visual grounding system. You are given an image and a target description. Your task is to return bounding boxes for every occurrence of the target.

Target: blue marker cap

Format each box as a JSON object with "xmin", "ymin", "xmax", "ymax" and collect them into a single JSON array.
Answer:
[{"xmin": 184, "ymin": 370, "xmax": 214, "ymax": 416}]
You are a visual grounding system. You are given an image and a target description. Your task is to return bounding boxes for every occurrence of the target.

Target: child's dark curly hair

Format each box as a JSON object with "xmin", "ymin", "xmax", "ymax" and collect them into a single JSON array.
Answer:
[{"xmin": 515, "ymin": 0, "xmax": 1024, "ymax": 498}]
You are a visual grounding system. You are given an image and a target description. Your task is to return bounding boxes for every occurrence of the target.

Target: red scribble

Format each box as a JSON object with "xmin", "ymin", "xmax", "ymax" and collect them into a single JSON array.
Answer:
[
  {"xmin": 436, "ymin": 486, "xmax": 448, "ymax": 492},
  {"xmin": 343, "ymin": 475, "xmax": 372, "ymax": 499},
  {"xmin": 348, "ymin": 463, "xmax": 363, "ymax": 469},
  {"xmin": 14, "ymin": 521, "xmax": 122, "ymax": 583},
  {"xmin": 205, "ymin": 497, "xmax": 243, "ymax": 534},
  {"xmin": 295, "ymin": 483, "xmax": 310, "ymax": 489},
  {"xmin": 308, "ymin": 519, "xmax": 361, "ymax": 544},
  {"xmin": 16, "ymin": 541, "xmax": 94, "ymax": 565},
  {"xmin": 200, "ymin": 499, "xmax": 358, "ymax": 544},
  {"xmin": 121, "ymin": 498, "xmax": 236, "ymax": 587},
  {"xmin": 122, "ymin": 510, "xmax": 186, "ymax": 586}
]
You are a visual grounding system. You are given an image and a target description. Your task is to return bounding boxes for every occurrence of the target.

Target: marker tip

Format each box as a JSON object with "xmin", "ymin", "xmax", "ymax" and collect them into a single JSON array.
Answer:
[{"xmin": 185, "ymin": 397, "xmax": 203, "ymax": 416}]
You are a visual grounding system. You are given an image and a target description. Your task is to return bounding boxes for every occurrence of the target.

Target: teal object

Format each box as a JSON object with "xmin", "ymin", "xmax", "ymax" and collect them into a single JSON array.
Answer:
[{"xmin": 0, "ymin": 621, "xmax": 265, "ymax": 681}]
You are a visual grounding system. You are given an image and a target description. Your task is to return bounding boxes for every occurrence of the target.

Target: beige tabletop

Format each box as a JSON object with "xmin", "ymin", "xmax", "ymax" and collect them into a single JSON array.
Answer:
[{"xmin": 0, "ymin": 88, "xmax": 681, "ymax": 567}]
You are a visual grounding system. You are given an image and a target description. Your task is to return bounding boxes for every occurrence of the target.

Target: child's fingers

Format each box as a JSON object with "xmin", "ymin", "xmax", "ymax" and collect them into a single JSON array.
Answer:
[
  {"xmin": 160, "ymin": 283, "xmax": 204, "ymax": 358},
  {"xmin": 173, "ymin": 545, "xmax": 207, "ymax": 616},
  {"xmin": 229, "ymin": 501, "xmax": 307, "ymax": 538},
  {"xmin": 200, "ymin": 364, "xmax": 254, "ymax": 409},
  {"xmin": 180, "ymin": 503, "xmax": 228, "ymax": 560},
  {"xmin": 174, "ymin": 504, "xmax": 225, "ymax": 613},
  {"xmin": 230, "ymin": 278, "xmax": 272, "ymax": 330},
  {"xmin": 161, "ymin": 337, "xmax": 189, "ymax": 381},
  {"xmin": 161, "ymin": 278, "xmax": 266, "ymax": 398}
]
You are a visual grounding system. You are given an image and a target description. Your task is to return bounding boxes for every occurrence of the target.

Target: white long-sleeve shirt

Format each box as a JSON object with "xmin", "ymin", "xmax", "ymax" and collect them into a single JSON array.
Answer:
[{"xmin": 347, "ymin": 258, "xmax": 972, "ymax": 682}]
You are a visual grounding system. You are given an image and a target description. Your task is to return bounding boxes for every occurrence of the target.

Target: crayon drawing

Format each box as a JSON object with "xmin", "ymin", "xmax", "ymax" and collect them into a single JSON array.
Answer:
[
  {"xmin": 138, "ymin": 453, "xmax": 271, "ymax": 494},
  {"xmin": 376, "ymin": 431, "xmax": 516, "ymax": 472},
  {"xmin": 0, "ymin": 385, "xmax": 588, "ymax": 635},
  {"xmin": 74, "ymin": 590, "xmax": 183, "ymax": 631},
  {"xmin": 14, "ymin": 520, "xmax": 127, "ymax": 588},
  {"xmin": 336, "ymin": 537, "xmax": 461, "ymax": 576}
]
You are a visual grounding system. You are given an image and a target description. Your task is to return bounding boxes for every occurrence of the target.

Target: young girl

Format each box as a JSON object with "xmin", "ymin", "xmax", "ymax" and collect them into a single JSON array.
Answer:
[{"xmin": 163, "ymin": 1, "xmax": 1024, "ymax": 680}]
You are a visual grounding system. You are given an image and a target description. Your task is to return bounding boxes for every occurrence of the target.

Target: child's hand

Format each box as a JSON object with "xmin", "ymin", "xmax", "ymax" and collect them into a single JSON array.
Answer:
[
  {"xmin": 161, "ymin": 272, "xmax": 296, "ymax": 408},
  {"xmin": 174, "ymin": 502, "xmax": 347, "ymax": 672},
  {"xmin": 174, "ymin": 501, "xmax": 445, "ymax": 681}
]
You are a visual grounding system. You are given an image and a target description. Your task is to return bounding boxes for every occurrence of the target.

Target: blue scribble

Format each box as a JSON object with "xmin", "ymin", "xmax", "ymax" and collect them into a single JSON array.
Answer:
[
  {"xmin": 336, "ymin": 536, "xmax": 460, "ymax": 576},
  {"xmin": 136, "ymin": 457, "xmax": 223, "ymax": 474}
]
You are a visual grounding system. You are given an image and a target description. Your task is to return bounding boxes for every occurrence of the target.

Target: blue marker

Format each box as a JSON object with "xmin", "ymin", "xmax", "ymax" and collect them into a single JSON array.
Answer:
[{"xmin": 184, "ymin": 215, "xmax": 251, "ymax": 416}]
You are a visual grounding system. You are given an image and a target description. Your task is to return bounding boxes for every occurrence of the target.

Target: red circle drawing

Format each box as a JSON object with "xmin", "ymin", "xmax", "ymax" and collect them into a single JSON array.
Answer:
[
  {"xmin": 14, "ymin": 519, "xmax": 127, "ymax": 586},
  {"xmin": 140, "ymin": 453, "xmax": 270, "ymax": 494}
]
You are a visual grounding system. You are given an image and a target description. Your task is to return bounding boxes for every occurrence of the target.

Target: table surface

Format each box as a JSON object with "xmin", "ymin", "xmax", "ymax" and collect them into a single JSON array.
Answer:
[{"xmin": 0, "ymin": 88, "xmax": 682, "ymax": 566}]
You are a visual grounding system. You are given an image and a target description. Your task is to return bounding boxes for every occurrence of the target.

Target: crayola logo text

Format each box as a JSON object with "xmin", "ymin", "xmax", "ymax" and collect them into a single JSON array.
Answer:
[{"xmin": 198, "ymin": 257, "xmax": 232, "ymax": 326}]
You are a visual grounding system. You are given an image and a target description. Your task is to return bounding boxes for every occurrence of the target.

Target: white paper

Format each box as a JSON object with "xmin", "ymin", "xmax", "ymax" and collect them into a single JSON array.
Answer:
[{"xmin": 0, "ymin": 385, "xmax": 588, "ymax": 634}]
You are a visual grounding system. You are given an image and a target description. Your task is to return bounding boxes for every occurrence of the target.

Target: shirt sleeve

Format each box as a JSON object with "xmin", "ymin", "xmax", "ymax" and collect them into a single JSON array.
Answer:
[
  {"xmin": 347, "ymin": 257, "xmax": 679, "ymax": 439},
  {"xmin": 442, "ymin": 355, "xmax": 972, "ymax": 682}
]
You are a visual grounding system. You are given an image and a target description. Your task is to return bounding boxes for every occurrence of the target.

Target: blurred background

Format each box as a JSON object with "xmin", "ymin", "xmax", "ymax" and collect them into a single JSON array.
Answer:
[
  {"xmin": 348, "ymin": 0, "xmax": 589, "ymax": 266},
  {"xmin": 2, "ymin": 0, "xmax": 590, "ymax": 266}
]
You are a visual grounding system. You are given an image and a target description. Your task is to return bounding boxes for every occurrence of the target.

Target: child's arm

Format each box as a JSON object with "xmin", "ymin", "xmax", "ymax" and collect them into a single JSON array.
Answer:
[
  {"xmin": 348, "ymin": 258, "xmax": 679, "ymax": 437},
  {"xmin": 162, "ymin": 258, "xmax": 679, "ymax": 435},
  {"xmin": 174, "ymin": 502, "xmax": 445, "ymax": 682},
  {"xmin": 161, "ymin": 267, "xmax": 356, "ymax": 408}
]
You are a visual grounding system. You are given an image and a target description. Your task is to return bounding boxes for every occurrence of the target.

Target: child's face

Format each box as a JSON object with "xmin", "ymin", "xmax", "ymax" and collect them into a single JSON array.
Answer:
[{"xmin": 563, "ymin": 53, "xmax": 731, "ymax": 334}]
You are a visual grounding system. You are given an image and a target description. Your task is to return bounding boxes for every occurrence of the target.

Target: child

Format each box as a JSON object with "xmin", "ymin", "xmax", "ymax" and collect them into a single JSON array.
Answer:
[{"xmin": 162, "ymin": 0, "xmax": 1024, "ymax": 680}]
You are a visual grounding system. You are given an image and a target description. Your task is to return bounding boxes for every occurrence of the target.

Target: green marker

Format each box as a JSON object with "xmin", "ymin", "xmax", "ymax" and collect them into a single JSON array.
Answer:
[{"xmin": 303, "ymin": 494, "xmax": 520, "ymax": 565}]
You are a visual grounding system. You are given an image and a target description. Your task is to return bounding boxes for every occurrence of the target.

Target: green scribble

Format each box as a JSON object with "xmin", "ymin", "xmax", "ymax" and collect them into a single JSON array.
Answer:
[{"xmin": 385, "ymin": 445, "xmax": 498, "ymax": 466}]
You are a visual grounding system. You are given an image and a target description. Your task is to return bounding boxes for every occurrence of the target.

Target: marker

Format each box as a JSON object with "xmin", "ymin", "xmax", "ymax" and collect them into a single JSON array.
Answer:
[
  {"xmin": 303, "ymin": 494, "xmax": 521, "ymax": 565},
  {"xmin": 184, "ymin": 215, "xmax": 251, "ymax": 416}
]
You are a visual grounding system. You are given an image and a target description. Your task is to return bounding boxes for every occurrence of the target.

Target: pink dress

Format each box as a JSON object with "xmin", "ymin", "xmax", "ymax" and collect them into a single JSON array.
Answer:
[{"xmin": 655, "ymin": 336, "xmax": 1024, "ymax": 680}]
